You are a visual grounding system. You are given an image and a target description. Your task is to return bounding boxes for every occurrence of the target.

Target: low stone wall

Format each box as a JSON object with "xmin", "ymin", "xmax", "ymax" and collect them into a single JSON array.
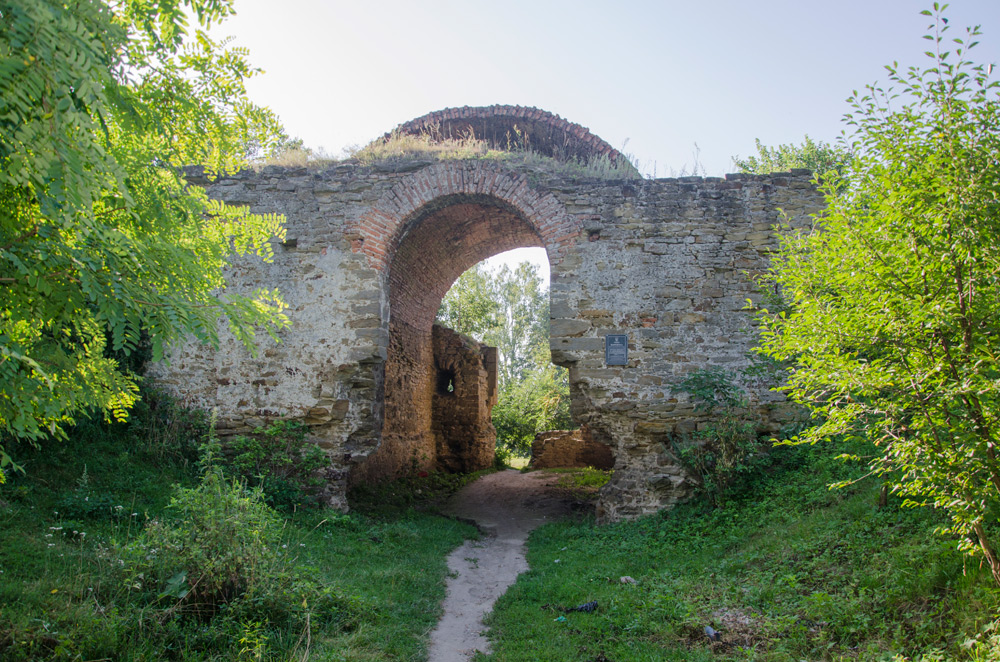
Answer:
[{"xmin": 530, "ymin": 428, "xmax": 615, "ymax": 470}]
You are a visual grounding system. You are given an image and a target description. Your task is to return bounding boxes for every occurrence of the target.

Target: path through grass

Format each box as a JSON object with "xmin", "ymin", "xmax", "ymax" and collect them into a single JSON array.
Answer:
[{"xmin": 480, "ymin": 447, "xmax": 1000, "ymax": 661}]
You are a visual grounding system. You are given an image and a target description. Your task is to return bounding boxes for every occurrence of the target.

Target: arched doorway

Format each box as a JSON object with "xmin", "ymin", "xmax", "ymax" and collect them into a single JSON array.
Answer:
[
  {"xmin": 345, "ymin": 161, "xmax": 583, "ymax": 485},
  {"xmin": 351, "ymin": 193, "xmax": 546, "ymax": 482}
]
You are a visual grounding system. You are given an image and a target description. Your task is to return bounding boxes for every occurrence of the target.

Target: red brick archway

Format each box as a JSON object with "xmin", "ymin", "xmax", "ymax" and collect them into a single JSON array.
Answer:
[
  {"xmin": 348, "ymin": 161, "xmax": 581, "ymax": 484},
  {"xmin": 348, "ymin": 161, "xmax": 581, "ymax": 272}
]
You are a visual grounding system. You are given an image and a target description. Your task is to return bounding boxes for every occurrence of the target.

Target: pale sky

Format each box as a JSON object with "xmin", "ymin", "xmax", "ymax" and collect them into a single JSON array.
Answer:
[{"xmin": 216, "ymin": 0, "xmax": 1000, "ymax": 279}]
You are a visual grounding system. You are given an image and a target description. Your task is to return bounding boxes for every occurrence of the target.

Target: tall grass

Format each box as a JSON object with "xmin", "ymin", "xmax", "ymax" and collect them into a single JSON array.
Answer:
[{"xmin": 255, "ymin": 129, "xmax": 643, "ymax": 180}]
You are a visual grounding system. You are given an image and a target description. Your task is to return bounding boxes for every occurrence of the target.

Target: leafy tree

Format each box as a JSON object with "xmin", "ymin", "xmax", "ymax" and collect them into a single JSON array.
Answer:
[
  {"xmin": 0, "ymin": 0, "xmax": 289, "ymax": 479},
  {"xmin": 492, "ymin": 364, "xmax": 572, "ymax": 457},
  {"xmin": 733, "ymin": 135, "xmax": 851, "ymax": 177},
  {"xmin": 755, "ymin": 7, "xmax": 1000, "ymax": 584},
  {"xmin": 437, "ymin": 260, "xmax": 571, "ymax": 456},
  {"xmin": 437, "ymin": 261, "xmax": 548, "ymax": 388},
  {"xmin": 436, "ymin": 263, "xmax": 501, "ymax": 345}
]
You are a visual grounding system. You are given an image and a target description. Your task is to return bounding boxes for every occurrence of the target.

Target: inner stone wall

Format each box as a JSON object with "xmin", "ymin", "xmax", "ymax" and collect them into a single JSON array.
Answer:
[
  {"xmin": 151, "ymin": 159, "xmax": 823, "ymax": 520},
  {"xmin": 431, "ymin": 325, "xmax": 498, "ymax": 473},
  {"xmin": 530, "ymin": 429, "xmax": 615, "ymax": 470}
]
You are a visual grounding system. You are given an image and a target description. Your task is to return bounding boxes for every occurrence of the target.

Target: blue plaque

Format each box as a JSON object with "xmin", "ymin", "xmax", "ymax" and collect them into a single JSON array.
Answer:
[{"xmin": 605, "ymin": 334, "xmax": 628, "ymax": 366}]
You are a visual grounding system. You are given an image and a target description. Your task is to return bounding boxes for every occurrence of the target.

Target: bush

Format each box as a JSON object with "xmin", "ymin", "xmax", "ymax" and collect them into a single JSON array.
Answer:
[
  {"xmin": 754, "ymin": 8, "xmax": 1000, "ymax": 584},
  {"xmin": 112, "ymin": 470, "xmax": 355, "ymax": 632},
  {"xmin": 671, "ymin": 368, "xmax": 767, "ymax": 506},
  {"xmin": 206, "ymin": 420, "xmax": 330, "ymax": 511},
  {"xmin": 493, "ymin": 364, "xmax": 573, "ymax": 457}
]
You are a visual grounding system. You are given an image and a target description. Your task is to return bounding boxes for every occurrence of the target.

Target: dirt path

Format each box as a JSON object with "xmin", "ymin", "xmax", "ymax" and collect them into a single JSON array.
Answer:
[{"xmin": 426, "ymin": 470, "xmax": 580, "ymax": 661}]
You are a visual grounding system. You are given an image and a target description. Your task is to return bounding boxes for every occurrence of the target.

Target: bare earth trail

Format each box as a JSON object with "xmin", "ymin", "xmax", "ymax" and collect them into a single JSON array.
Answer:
[{"xmin": 426, "ymin": 470, "xmax": 579, "ymax": 661}]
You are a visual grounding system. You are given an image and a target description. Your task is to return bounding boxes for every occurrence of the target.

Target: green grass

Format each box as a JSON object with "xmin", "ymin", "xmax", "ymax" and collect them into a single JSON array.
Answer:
[
  {"xmin": 0, "ymin": 398, "xmax": 477, "ymax": 661},
  {"xmin": 480, "ymin": 446, "xmax": 1000, "ymax": 661},
  {"xmin": 6, "ymin": 401, "xmax": 1000, "ymax": 661},
  {"xmin": 534, "ymin": 467, "xmax": 613, "ymax": 501}
]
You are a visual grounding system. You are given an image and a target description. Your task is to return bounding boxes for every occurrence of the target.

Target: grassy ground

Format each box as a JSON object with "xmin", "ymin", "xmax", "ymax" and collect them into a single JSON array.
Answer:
[
  {"xmin": 480, "ymin": 446, "xmax": 1000, "ymax": 662},
  {"xmin": 0, "ymin": 400, "xmax": 477, "ymax": 661},
  {"xmin": 4, "ymin": 404, "xmax": 999, "ymax": 661}
]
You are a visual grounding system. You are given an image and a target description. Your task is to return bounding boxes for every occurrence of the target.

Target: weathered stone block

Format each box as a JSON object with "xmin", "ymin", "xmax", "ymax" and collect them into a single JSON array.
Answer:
[{"xmin": 550, "ymin": 318, "xmax": 591, "ymax": 337}]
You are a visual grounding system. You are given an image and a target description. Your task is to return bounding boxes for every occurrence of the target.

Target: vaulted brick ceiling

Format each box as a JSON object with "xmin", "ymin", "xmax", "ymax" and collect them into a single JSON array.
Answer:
[{"xmin": 388, "ymin": 195, "xmax": 543, "ymax": 331}]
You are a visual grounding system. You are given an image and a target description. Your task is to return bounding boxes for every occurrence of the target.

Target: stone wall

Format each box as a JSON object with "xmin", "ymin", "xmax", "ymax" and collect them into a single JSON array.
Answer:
[
  {"xmin": 431, "ymin": 325, "xmax": 498, "ymax": 473},
  {"xmin": 530, "ymin": 429, "xmax": 614, "ymax": 470},
  {"xmin": 150, "ymin": 155, "xmax": 823, "ymax": 520}
]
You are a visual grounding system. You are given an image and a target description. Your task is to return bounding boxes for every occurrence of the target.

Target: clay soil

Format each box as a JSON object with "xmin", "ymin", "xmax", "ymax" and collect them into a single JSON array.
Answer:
[{"xmin": 426, "ymin": 469, "xmax": 588, "ymax": 661}]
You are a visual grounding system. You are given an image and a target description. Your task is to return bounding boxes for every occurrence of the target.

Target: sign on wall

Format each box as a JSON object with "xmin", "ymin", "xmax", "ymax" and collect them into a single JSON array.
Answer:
[{"xmin": 605, "ymin": 334, "xmax": 629, "ymax": 366}]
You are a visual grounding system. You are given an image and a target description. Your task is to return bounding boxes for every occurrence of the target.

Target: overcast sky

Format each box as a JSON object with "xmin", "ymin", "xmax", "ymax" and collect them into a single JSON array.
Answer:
[{"xmin": 215, "ymin": 0, "xmax": 1000, "ymax": 276}]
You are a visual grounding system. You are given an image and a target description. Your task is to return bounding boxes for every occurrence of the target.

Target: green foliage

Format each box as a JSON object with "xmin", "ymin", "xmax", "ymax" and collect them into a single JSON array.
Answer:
[
  {"xmin": 438, "ymin": 260, "xmax": 575, "ymax": 457},
  {"xmin": 0, "ymin": 403, "xmax": 477, "ymax": 661},
  {"xmin": 493, "ymin": 363, "xmax": 572, "ymax": 456},
  {"xmin": 211, "ymin": 420, "xmax": 331, "ymax": 511},
  {"xmin": 754, "ymin": 7, "xmax": 1000, "ymax": 584},
  {"xmin": 732, "ymin": 134, "xmax": 852, "ymax": 178},
  {"xmin": 671, "ymin": 368, "xmax": 765, "ymax": 506},
  {"xmin": 545, "ymin": 466, "xmax": 612, "ymax": 501},
  {"xmin": 112, "ymin": 469, "xmax": 350, "ymax": 634},
  {"xmin": 0, "ymin": 0, "xmax": 290, "ymax": 470},
  {"xmin": 438, "ymin": 261, "xmax": 549, "ymax": 388}
]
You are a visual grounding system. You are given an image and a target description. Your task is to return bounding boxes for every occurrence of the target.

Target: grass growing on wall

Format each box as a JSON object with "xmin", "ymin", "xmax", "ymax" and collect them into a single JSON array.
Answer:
[
  {"xmin": 258, "ymin": 130, "xmax": 643, "ymax": 180},
  {"xmin": 352, "ymin": 131, "xmax": 642, "ymax": 180}
]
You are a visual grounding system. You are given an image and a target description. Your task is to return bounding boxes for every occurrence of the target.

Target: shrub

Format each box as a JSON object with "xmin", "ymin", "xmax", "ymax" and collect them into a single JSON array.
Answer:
[
  {"xmin": 113, "ymin": 470, "xmax": 355, "ymax": 632},
  {"xmin": 671, "ymin": 368, "xmax": 766, "ymax": 506},
  {"xmin": 754, "ymin": 8, "xmax": 1000, "ymax": 584},
  {"xmin": 128, "ymin": 388, "xmax": 208, "ymax": 463},
  {"xmin": 210, "ymin": 420, "xmax": 330, "ymax": 511},
  {"xmin": 493, "ymin": 365, "xmax": 573, "ymax": 457}
]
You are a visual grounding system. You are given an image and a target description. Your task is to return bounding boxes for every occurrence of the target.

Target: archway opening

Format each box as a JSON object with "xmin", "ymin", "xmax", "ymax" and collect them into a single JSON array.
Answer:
[
  {"xmin": 350, "ymin": 194, "xmax": 552, "ymax": 484},
  {"xmin": 436, "ymin": 248, "xmax": 574, "ymax": 470}
]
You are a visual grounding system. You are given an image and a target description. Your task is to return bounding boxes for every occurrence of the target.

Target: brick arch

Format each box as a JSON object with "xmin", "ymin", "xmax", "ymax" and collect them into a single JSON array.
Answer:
[
  {"xmin": 348, "ymin": 161, "xmax": 582, "ymax": 273},
  {"xmin": 385, "ymin": 105, "xmax": 633, "ymax": 169},
  {"xmin": 388, "ymin": 195, "xmax": 544, "ymax": 333},
  {"xmin": 348, "ymin": 161, "xmax": 581, "ymax": 486}
]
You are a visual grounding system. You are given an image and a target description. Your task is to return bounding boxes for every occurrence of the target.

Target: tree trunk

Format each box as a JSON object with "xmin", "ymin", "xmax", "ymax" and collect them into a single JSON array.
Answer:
[{"xmin": 973, "ymin": 521, "xmax": 1000, "ymax": 587}]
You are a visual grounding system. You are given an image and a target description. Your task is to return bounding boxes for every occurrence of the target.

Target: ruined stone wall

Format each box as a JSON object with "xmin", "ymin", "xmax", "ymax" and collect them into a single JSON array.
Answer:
[
  {"xmin": 431, "ymin": 325, "xmax": 498, "ymax": 473},
  {"xmin": 347, "ymin": 318, "xmax": 434, "ymax": 486},
  {"xmin": 150, "ymin": 160, "xmax": 823, "ymax": 519},
  {"xmin": 543, "ymin": 172, "xmax": 822, "ymax": 520},
  {"xmin": 530, "ymin": 429, "xmax": 614, "ymax": 470}
]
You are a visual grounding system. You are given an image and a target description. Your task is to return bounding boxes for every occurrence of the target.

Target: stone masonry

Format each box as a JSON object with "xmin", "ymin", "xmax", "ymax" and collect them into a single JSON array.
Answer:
[
  {"xmin": 530, "ymin": 429, "xmax": 615, "ymax": 471},
  {"xmin": 150, "ymin": 106, "xmax": 824, "ymax": 521},
  {"xmin": 431, "ymin": 325, "xmax": 498, "ymax": 474}
]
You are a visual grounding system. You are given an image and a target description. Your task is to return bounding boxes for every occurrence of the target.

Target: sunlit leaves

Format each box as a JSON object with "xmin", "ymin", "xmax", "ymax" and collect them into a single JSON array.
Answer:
[
  {"xmin": 0, "ymin": 0, "xmax": 288, "ymax": 461},
  {"xmin": 755, "ymin": 8, "xmax": 1000, "ymax": 582},
  {"xmin": 437, "ymin": 261, "xmax": 570, "ymax": 454}
]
